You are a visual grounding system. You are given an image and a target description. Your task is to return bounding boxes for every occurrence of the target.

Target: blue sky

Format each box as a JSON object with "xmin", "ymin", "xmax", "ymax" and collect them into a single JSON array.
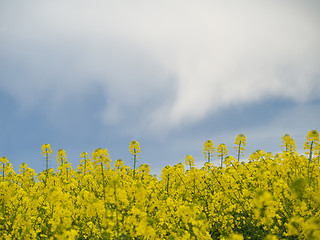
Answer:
[{"xmin": 1, "ymin": 0, "xmax": 320, "ymax": 176}]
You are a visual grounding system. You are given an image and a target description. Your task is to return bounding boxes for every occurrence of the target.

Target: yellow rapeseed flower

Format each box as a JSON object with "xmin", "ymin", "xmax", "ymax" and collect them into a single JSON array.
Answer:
[
  {"xmin": 129, "ymin": 140, "xmax": 140, "ymax": 156},
  {"xmin": 41, "ymin": 144, "xmax": 52, "ymax": 157},
  {"xmin": 185, "ymin": 155, "xmax": 195, "ymax": 170},
  {"xmin": 217, "ymin": 143, "xmax": 228, "ymax": 167},
  {"xmin": 203, "ymin": 139, "xmax": 214, "ymax": 162},
  {"xmin": 234, "ymin": 134, "xmax": 246, "ymax": 161}
]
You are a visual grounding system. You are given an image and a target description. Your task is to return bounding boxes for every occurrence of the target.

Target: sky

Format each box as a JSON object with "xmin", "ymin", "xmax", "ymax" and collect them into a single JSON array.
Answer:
[{"xmin": 1, "ymin": 0, "xmax": 320, "ymax": 176}]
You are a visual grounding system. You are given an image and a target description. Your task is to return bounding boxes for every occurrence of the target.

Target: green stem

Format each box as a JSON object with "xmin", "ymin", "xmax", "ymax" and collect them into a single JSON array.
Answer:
[
  {"xmin": 237, "ymin": 142, "xmax": 241, "ymax": 162},
  {"xmin": 46, "ymin": 153, "xmax": 49, "ymax": 172},
  {"xmin": 166, "ymin": 174, "xmax": 170, "ymax": 194},
  {"xmin": 308, "ymin": 141, "xmax": 313, "ymax": 184},
  {"xmin": 100, "ymin": 162, "xmax": 107, "ymax": 214},
  {"xmin": 309, "ymin": 141, "xmax": 314, "ymax": 162},
  {"xmin": 114, "ymin": 181, "xmax": 119, "ymax": 237},
  {"xmin": 133, "ymin": 149, "xmax": 137, "ymax": 178},
  {"xmin": 45, "ymin": 152, "xmax": 49, "ymax": 187}
]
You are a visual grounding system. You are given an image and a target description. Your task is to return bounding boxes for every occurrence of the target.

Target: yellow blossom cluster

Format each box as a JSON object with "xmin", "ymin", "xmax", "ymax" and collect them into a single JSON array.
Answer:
[
  {"xmin": 217, "ymin": 143, "xmax": 228, "ymax": 167},
  {"xmin": 185, "ymin": 155, "xmax": 195, "ymax": 170},
  {"xmin": 0, "ymin": 131, "xmax": 320, "ymax": 239},
  {"xmin": 203, "ymin": 140, "xmax": 214, "ymax": 162}
]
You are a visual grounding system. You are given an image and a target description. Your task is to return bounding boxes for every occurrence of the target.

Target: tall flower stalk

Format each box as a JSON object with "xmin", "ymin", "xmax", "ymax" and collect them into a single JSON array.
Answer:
[
  {"xmin": 92, "ymin": 148, "xmax": 111, "ymax": 216},
  {"xmin": 203, "ymin": 140, "xmax": 214, "ymax": 163},
  {"xmin": 185, "ymin": 155, "xmax": 195, "ymax": 170},
  {"xmin": 41, "ymin": 144, "xmax": 52, "ymax": 186},
  {"xmin": 234, "ymin": 134, "xmax": 246, "ymax": 162},
  {"xmin": 217, "ymin": 143, "xmax": 228, "ymax": 167},
  {"xmin": 129, "ymin": 140, "xmax": 140, "ymax": 178},
  {"xmin": 304, "ymin": 130, "xmax": 319, "ymax": 184}
]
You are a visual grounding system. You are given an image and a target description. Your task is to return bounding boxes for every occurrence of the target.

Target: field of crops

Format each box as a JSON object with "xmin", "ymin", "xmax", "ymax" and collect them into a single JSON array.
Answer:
[{"xmin": 0, "ymin": 131, "xmax": 319, "ymax": 239}]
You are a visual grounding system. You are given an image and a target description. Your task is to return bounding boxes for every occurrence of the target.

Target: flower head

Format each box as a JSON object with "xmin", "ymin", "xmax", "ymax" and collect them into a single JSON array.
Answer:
[
  {"xmin": 129, "ymin": 140, "xmax": 141, "ymax": 156},
  {"xmin": 185, "ymin": 155, "xmax": 195, "ymax": 168},
  {"xmin": 203, "ymin": 140, "xmax": 214, "ymax": 161},
  {"xmin": 41, "ymin": 144, "xmax": 52, "ymax": 158}
]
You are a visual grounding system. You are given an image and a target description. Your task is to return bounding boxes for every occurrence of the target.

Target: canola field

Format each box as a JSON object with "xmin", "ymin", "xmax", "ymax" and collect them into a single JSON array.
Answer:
[{"xmin": 0, "ymin": 131, "xmax": 319, "ymax": 239}]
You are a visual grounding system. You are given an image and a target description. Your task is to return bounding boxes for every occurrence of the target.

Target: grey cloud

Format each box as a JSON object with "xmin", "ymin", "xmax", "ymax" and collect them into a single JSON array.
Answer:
[{"xmin": 1, "ymin": 0, "xmax": 319, "ymax": 135}]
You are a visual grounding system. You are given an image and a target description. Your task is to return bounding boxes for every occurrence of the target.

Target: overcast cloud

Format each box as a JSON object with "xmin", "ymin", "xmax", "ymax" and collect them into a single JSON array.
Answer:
[
  {"xmin": 0, "ymin": 0, "xmax": 319, "ymax": 174},
  {"xmin": 1, "ymin": 0, "xmax": 319, "ymax": 131}
]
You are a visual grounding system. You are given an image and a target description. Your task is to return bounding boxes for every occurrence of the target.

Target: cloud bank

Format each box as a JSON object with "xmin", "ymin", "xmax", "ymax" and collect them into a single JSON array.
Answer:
[{"xmin": 1, "ymin": 0, "xmax": 319, "ymax": 134}]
